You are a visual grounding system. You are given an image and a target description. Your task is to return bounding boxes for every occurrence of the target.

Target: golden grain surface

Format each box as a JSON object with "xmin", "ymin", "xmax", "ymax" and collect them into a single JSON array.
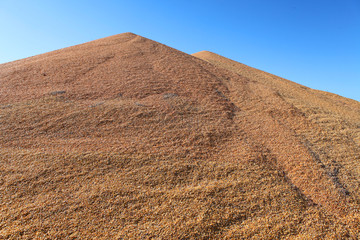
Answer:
[{"xmin": 0, "ymin": 33, "xmax": 359, "ymax": 239}]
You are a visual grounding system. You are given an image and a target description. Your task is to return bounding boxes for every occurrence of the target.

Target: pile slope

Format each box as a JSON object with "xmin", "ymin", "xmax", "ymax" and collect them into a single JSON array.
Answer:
[{"xmin": 0, "ymin": 33, "xmax": 359, "ymax": 239}]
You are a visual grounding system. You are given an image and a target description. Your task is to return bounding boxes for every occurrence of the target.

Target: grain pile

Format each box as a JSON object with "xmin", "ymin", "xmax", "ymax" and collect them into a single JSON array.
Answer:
[{"xmin": 0, "ymin": 33, "xmax": 359, "ymax": 239}]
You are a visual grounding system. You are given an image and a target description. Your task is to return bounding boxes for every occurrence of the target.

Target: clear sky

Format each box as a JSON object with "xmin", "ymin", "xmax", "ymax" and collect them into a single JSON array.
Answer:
[{"xmin": 1, "ymin": 0, "xmax": 359, "ymax": 101}]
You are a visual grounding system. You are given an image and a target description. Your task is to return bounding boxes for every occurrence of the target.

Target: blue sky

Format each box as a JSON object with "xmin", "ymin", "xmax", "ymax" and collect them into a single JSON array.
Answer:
[{"xmin": 1, "ymin": 0, "xmax": 359, "ymax": 101}]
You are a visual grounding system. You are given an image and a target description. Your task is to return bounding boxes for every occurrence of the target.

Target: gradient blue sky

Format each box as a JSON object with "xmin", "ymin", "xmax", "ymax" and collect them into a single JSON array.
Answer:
[{"xmin": 1, "ymin": 0, "xmax": 359, "ymax": 101}]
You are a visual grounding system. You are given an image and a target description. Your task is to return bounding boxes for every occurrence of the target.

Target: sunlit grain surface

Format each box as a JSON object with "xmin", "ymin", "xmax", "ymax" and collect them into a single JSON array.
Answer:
[{"xmin": 0, "ymin": 33, "xmax": 359, "ymax": 239}]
